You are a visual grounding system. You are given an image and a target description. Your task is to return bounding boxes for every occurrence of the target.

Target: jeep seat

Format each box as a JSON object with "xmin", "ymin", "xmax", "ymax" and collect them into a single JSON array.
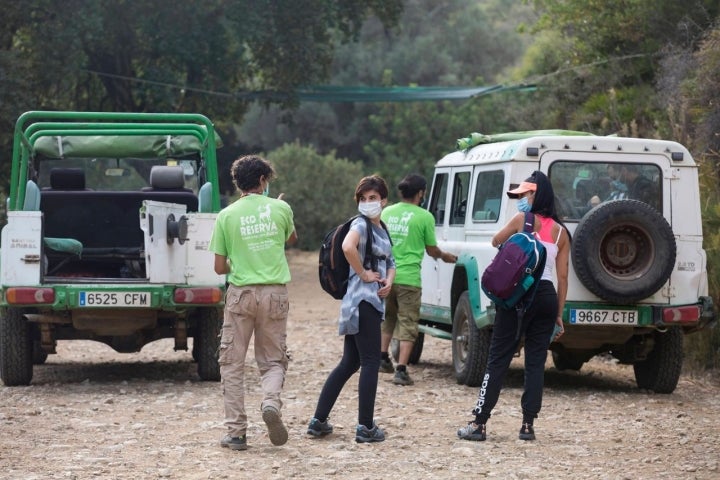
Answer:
[
  {"xmin": 143, "ymin": 165, "xmax": 191, "ymax": 192},
  {"xmin": 47, "ymin": 168, "xmax": 88, "ymax": 190},
  {"xmin": 141, "ymin": 165, "xmax": 198, "ymax": 212},
  {"xmin": 23, "ymin": 180, "xmax": 41, "ymax": 211}
]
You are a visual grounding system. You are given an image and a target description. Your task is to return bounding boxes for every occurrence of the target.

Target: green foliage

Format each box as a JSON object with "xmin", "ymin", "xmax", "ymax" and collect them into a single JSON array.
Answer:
[
  {"xmin": 684, "ymin": 25, "xmax": 720, "ymax": 153},
  {"xmin": 364, "ymin": 102, "xmax": 459, "ymax": 197},
  {"xmin": 332, "ymin": 0, "xmax": 536, "ymax": 86},
  {"xmin": 1, "ymin": 0, "xmax": 402, "ymax": 113},
  {"xmin": 524, "ymin": 0, "xmax": 719, "ymax": 137},
  {"xmin": 236, "ymin": 0, "xmax": 537, "ymax": 178},
  {"xmin": 684, "ymin": 151, "xmax": 720, "ymax": 370},
  {"xmin": 361, "ymin": 93, "xmax": 542, "ymax": 200},
  {"xmin": 266, "ymin": 142, "xmax": 364, "ymax": 251},
  {"xmin": 0, "ymin": 50, "xmax": 34, "ymax": 174},
  {"xmin": 574, "ymin": 85, "xmax": 663, "ymax": 135},
  {"xmin": 0, "ymin": 0, "xmax": 402, "ymax": 187},
  {"xmin": 674, "ymin": 24, "xmax": 720, "ymax": 371},
  {"xmin": 531, "ymin": 0, "xmax": 718, "ymax": 60}
]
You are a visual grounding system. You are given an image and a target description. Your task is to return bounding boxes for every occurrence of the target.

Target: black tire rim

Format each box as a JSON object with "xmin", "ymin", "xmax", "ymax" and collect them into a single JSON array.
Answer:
[{"xmin": 599, "ymin": 223, "xmax": 654, "ymax": 279}]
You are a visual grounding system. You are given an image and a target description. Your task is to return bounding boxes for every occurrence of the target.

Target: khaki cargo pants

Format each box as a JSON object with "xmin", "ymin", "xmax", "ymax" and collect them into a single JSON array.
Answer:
[{"xmin": 219, "ymin": 284, "xmax": 289, "ymax": 437}]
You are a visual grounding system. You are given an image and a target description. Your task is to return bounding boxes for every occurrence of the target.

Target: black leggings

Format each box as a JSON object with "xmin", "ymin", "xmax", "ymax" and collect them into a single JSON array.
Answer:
[
  {"xmin": 472, "ymin": 280, "xmax": 558, "ymax": 424},
  {"xmin": 313, "ymin": 301, "xmax": 382, "ymax": 429}
]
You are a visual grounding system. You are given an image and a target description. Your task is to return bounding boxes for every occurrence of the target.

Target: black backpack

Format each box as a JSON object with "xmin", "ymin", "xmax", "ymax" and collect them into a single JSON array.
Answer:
[{"xmin": 318, "ymin": 215, "xmax": 389, "ymax": 299}]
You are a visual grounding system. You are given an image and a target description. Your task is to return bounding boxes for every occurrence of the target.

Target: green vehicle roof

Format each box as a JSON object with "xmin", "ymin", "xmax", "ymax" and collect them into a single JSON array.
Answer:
[
  {"xmin": 33, "ymin": 131, "xmax": 223, "ymax": 159},
  {"xmin": 9, "ymin": 111, "xmax": 222, "ymax": 212}
]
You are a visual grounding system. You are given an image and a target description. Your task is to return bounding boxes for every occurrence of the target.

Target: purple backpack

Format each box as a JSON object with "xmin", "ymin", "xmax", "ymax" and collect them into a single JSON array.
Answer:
[{"xmin": 481, "ymin": 212, "xmax": 547, "ymax": 310}]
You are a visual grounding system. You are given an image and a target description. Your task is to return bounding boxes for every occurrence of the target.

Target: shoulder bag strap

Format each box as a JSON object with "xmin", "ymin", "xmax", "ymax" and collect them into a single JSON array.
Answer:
[{"xmin": 522, "ymin": 212, "xmax": 535, "ymax": 233}]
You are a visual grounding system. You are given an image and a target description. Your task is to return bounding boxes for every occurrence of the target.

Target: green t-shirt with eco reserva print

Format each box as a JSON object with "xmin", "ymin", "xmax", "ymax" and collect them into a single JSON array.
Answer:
[
  {"xmin": 209, "ymin": 194, "xmax": 295, "ymax": 286},
  {"xmin": 381, "ymin": 202, "xmax": 436, "ymax": 288}
]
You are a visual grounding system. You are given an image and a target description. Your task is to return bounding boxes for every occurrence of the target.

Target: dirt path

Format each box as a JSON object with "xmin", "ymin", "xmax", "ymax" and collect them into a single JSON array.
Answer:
[{"xmin": 1, "ymin": 250, "xmax": 719, "ymax": 479}]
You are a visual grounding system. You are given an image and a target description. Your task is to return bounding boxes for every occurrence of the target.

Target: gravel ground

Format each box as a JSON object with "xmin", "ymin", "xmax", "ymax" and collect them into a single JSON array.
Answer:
[{"xmin": 1, "ymin": 250, "xmax": 719, "ymax": 480}]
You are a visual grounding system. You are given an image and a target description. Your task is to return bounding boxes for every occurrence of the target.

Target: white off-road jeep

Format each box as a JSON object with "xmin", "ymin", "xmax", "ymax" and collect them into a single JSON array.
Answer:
[
  {"xmin": 0, "ymin": 111, "xmax": 226, "ymax": 386},
  {"xmin": 411, "ymin": 131, "xmax": 715, "ymax": 393}
]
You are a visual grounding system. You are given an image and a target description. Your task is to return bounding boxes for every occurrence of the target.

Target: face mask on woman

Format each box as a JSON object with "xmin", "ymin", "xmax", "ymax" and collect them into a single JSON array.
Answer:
[
  {"xmin": 358, "ymin": 200, "xmax": 383, "ymax": 218},
  {"xmin": 517, "ymin": 197, "xmax": 532, "ymax": 213}
]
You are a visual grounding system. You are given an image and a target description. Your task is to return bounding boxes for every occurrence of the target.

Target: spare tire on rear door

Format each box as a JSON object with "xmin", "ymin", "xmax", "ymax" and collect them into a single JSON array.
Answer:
[{"xmin": 572, "ymin": 200, "xmax": 676, "ymax": 304}]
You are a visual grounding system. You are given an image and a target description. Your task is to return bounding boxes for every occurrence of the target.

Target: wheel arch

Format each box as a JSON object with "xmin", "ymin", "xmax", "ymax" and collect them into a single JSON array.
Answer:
[{"xmin": 452, "ymin": 254, "xmax": 490, "ymax": 329}]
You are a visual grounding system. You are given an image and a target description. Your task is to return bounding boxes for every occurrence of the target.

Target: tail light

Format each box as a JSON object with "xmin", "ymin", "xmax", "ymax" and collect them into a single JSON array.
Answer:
[
  {"xmin": 662, "ymin": 305, "xmax": 701, "ymax": 324},
  {"xmin": 6, "ymin": 287, "xmax": 55, "ymax": 304},
  {"xmin": 174, "ymin": 287, "xmax": 223, "ymax": 304}
]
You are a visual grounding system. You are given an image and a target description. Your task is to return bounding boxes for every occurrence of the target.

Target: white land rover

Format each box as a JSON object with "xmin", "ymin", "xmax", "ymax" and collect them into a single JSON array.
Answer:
[{"xmin": 412, "ymin": 131, "xmax": 714, "ymax": 393}]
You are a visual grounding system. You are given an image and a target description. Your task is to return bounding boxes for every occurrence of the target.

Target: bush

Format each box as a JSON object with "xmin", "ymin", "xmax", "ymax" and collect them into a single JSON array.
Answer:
[
  {"xmin": 0, "ymin": 190, "xmax": 6, "ymax": 227},
  {"xmin": 267, "ymin": 142, "xmax": 365, "ymax": 251},
  {"xmin": 684, "ymin": 150, "xmax": 720, "ymax": 371}
]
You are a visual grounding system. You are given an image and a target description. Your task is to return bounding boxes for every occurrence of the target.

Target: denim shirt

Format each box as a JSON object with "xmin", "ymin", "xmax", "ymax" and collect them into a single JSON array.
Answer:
[{"xmin": 338, "ymin": 217, "xmax": 396, "ymax": 335}]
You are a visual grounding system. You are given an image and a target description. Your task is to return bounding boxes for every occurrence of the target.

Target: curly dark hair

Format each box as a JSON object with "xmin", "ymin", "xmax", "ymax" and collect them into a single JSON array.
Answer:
[
  {"xmin": 230, "ymin": 155, "xmax": 276, "ymax": 192},
  {"xmin": 354, "ymin": 174, "xmax": 389, "ymax": 203}
]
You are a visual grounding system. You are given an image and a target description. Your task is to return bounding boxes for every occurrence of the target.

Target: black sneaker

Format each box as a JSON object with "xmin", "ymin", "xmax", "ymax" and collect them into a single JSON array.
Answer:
[
  {"xmin": 355, "ymin": 422, "xmax": 385, "ymax": 443},
  {"xmin": 519, "ymin": 423, "xmax": 536, "ymax": 441},
  {"xmin": 457, "ymin": 422, "xmax": 486, "ymax": 441},
  {"xmin": 307, "ymin": 417, "xmax": 334, "ymax": 437},
  {"xmin": 220, "ymin": 434, "xmax": 248, "ymax": 451},
  {"xmin": 262, "ymin": 406, "xmax": 289, "ymax": 446},
  {"xmin": 379, "ymin": 357, "xmax": 394, "ymax": 373},
  {"xmin": 392, "ymin": 369, "xmax": 414, "ymax": 386}
]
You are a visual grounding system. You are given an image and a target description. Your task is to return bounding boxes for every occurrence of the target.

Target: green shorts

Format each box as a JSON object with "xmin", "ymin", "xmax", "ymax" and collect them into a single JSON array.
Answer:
[{"xmin": 382, "ymin": 284, "xmax": 422, "ymax": 342}]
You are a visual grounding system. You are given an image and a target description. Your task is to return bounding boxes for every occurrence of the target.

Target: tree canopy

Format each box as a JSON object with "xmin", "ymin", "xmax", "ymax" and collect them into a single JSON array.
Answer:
[
  {"xmin": 0, "ymin": 0, "xmax": 402, "ymax": 184},
  {"xmin": 1, "ymin": 0, "xmax": 402, "ymax": 113}
]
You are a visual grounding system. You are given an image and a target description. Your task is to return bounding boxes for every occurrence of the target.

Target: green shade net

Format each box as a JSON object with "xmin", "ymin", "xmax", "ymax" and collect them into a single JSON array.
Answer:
[{"xmin": 238, "ymin": 84, "xmax": 536, "ymax": 102}]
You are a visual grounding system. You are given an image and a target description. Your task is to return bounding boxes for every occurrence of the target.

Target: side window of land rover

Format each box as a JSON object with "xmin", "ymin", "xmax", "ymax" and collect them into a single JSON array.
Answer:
[
  {"xmin": 471, "ymin": 170, "xmax": 504, "ymax": 222},
  {"xmin": 429, "ymin": 172, "xmax": 449, "ymax": 225},
  {"xmin": 449, "ymin": 171, "xmax": 471, "ymax": 226}
]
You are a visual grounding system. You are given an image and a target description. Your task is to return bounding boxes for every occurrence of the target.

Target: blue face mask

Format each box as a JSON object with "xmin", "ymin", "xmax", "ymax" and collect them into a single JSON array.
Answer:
[
  {"xmin": 262, "ymin": 182, "xmax": 270, "ymax": 196},
  {"xmin": 517, "ymin": 197, "xmax": 532, "ymax": 213}
]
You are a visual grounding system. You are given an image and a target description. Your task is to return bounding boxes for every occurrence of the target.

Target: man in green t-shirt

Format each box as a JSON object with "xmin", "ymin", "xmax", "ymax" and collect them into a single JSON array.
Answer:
[
  {"xmin": 380, "ymin": 174, "xmax": 457, "ymax": 386},
  {"xmin": 209, "ymin": 155, "xmax": 297, "ymax": 451}
]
